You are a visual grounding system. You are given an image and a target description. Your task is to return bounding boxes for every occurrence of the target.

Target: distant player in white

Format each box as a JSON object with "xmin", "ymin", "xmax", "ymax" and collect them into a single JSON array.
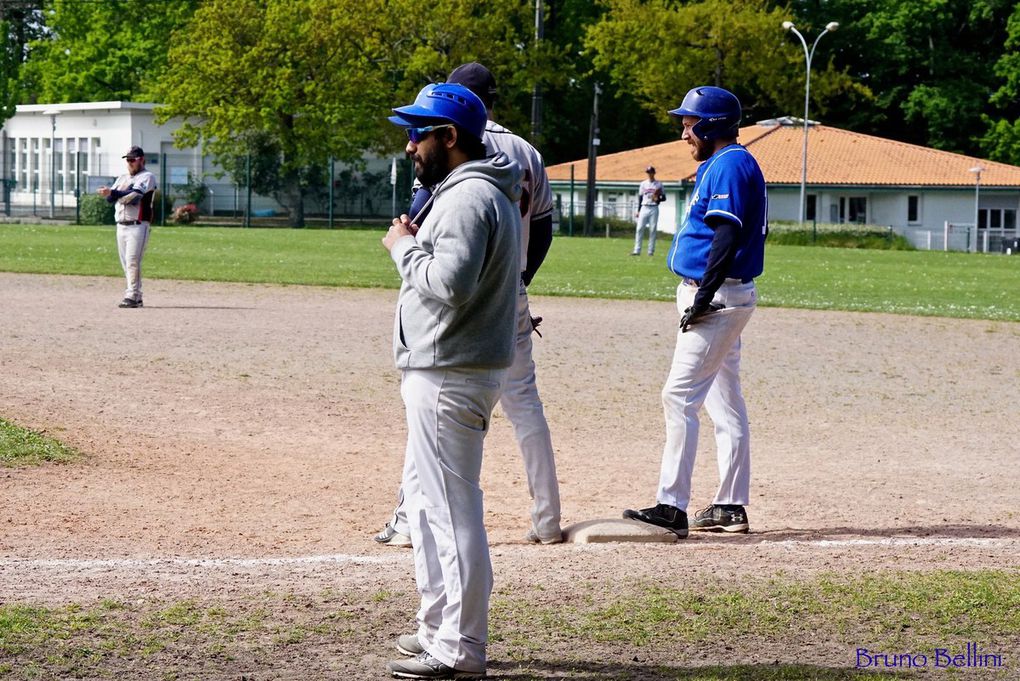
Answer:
[
  {"xmin": 632, "ymin": 165, "xmax": 664, "ymax": 256},
  {"xmin": 97, "ymin": 145, "xmax": 157, "ymax": 308},
  {"xmin": 375, "ymin": 62, "xmax": 564, "ymax": 547}
]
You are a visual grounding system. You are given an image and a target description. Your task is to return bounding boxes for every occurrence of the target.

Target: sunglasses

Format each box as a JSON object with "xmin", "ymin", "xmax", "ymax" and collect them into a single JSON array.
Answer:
[{"xmin": 405, "ymin": 124, "xmax": 453, "ymax": 144}]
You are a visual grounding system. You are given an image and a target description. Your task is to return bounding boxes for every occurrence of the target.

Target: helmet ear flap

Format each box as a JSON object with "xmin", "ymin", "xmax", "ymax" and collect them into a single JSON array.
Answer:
[{"xmin": 668, "ymin": 86, "xmax": 742, "ymax": 140}]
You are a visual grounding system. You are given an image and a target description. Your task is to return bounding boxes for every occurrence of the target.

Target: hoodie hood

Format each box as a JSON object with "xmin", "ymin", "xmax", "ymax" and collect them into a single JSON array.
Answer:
[{"xmin": 433, "ymin": 151, "xmax": 523, "ymax": 206}]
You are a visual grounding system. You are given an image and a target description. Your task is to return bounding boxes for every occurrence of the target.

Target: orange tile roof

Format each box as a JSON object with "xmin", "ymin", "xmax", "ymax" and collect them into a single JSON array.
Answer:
[{"xmin": 546, "ymin": 122, "xmax": 1020, "ymax": 188}]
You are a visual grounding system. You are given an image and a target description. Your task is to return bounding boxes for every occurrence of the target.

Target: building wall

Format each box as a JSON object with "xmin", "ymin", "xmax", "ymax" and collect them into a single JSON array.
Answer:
[{"xmin": 1, "ymin": 103, "xmax": 403, "ymax": 219}]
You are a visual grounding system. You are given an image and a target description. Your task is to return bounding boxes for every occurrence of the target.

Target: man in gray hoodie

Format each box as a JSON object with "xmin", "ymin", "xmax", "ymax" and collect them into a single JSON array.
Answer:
[{"xmin": 382, "ymin": 82, "xmax": 522, "ymax": 680}]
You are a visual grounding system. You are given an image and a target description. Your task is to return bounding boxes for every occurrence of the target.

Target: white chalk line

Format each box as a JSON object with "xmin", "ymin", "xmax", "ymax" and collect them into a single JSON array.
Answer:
[
  {"xmin": 0, "ymin": 536, "xmax": 1014, "ymax": 571},
  {"xmin": 763, "ymin": 537, "xmax": 1011, "ymax": 548},
  {"xmin": 0, "ymin": 553, "xmax": 408, "ymax": 570}
]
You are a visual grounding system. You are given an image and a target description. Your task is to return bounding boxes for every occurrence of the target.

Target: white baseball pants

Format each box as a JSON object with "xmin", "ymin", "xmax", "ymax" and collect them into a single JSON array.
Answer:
[
  {"xmin": 389, "ymin": 282, "xmax": 562, "ymax": 541},
  {"xmin": 657, "ymin": 279, "xmax": 756, "ymax": 511},
  {"xmin": 401, "ymin": 366, "xmax": 506, "ymax": 674},
  {"xmin": 633, "ymin": 205, "xmax": 659, "ymax": 255},
  {"xmin": 498, "ymin": 281, "xmax": 561, "ymax": 541},
  {"xmin": 116, "ymin": 222, "xmax": 151, "ymax": 302}
]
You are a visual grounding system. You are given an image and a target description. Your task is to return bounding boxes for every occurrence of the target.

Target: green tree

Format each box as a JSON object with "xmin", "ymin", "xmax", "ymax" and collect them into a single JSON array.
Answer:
[
  {"xmin": 157, "ymin": 0, "xmax": 397, "ymax": 227},
  {"xmin": 982, "ymin": 2, "xmax": 1020, "ymax": 165},
  {"xmin": 795, "ymin": 0, "xmax": 1014, "ymax": 157},
  {"xmin": 379, "ymin": 0, "xmax": 542, "ymax": 148},
  {"xmin": 585, "ymin": 0, "xmax": 863, "ymax": 129},
  {"xmin": 17, "ymin": 0, "xmax": 198, "ymax": 103},
  {"xmin": 0, "ymin": 1, "xmax": 42, "ymax": 124}
]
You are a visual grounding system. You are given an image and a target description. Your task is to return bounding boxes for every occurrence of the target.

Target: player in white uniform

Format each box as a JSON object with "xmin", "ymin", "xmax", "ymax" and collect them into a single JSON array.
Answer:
[
  {"xmin": 97, "ymin": 145, "xmax": 157, "ymax": 308},
  {"xmin": 383, "ymin": 81, "xmax": 521, "ymax": 680},
  {"xmin": 375, "ymin": 62, "xmax": 563, "ymax": 548},
  {"xmin": 632, "ymin": 165, "xmax": 664, "ymax": 256}
]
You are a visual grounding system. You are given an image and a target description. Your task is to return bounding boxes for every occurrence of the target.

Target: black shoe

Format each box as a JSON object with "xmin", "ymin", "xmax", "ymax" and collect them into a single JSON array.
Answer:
[
  {"xmin": 622, "ymin": 503, "xmax": 688, "ymax": 537},
  {"xmin": 118, "ymin": 298, "xmax": 143, "ymax": 308},
  {"xmin": 690, "ymin": 504, "xmax": 749, "ymax": 533}
]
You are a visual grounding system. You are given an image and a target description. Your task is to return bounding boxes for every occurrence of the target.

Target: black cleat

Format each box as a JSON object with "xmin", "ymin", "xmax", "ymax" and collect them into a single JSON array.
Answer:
[
  {"xmin": 690, "ymin": 504, "xmax": 749, "ymax": 533},
  {"xmin": 623, "ymin": 503, "xmax": 688, "ymax": 538},
  {"xmin": 118, "ymin": 298, "xmax": 143, "ymax": 308}
]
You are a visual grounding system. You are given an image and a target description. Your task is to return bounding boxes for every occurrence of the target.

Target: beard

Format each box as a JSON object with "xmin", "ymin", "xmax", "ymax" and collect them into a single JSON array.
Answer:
[
  {"xmin": 413, "ymin": 141, "xmax": 450, "ymax": 188},
  {"xmin": 690, "ymin": 137, "xmax": 712, "ymax": 162}
]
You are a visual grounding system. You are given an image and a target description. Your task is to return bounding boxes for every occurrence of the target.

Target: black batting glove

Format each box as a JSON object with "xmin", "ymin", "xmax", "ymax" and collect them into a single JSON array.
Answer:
[
  {"xmin": 679, "ymin": 303, "xmax": 724, "ymax": 333},
  {"xmin": 530, "ymin": 315, "xmax": 543, "ymax": 338}
]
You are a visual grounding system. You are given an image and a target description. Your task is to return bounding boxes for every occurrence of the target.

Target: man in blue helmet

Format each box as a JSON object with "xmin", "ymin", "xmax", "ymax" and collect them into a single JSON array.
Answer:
[
  {"xmin": 375, "ymin": 62, "xmax": 563, "ymax": 551},
  {"xmin": 381, "ymin": 81, "xmax": 522, "ymax": 679},
  {"xmin": 624, "ymin": 85, "xmax": 767, "ymax": 538}
]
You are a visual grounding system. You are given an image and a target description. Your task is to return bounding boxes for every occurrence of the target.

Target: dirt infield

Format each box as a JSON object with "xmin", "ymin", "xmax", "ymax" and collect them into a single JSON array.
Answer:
[{"xmin": 2, "ymin": 272, "xmax": 1019, "ymax": 678}]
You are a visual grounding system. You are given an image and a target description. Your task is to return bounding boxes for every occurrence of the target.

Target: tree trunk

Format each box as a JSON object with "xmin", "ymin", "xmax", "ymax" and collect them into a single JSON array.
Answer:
[{"xmin": 278, "ymin": 181, "xmax": 305, "ymax": 228}]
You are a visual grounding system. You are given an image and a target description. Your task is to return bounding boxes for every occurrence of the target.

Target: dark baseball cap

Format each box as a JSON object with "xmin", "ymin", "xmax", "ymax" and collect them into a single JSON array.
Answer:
[
  {"xmin": 448, "ymin": 62, "xmax": 496, "ymax": 109},
  {"xmin": 122, "ymin": 145, "xmax": 144, "ymax": 159},
  {"xmin": 645, "ymin": 165, "xmax": 656, "ymax": 173}
]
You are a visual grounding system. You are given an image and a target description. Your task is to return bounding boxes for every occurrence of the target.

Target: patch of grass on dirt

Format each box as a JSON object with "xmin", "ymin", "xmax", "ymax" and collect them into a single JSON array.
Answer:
[
  {"xmin": 0, "ymin": 417, "xmax": 79, "ymax": 466},
  {"xmin": 1, "ymin": 573, "xmax": 1018, "ymax": 678},
  {"xmin": 491, "ymin": 570, "xmax": 1020, "ymax": 669},
  {"xmin": 0, "ymin": 591, "xmax": 374, "ymax": 680}
]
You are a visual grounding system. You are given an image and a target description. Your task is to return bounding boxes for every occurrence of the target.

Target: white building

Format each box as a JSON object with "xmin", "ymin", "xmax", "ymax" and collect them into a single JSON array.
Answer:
[{"xmin": 0, "ymin": 101, "xmax": 399, "ymax": 220}]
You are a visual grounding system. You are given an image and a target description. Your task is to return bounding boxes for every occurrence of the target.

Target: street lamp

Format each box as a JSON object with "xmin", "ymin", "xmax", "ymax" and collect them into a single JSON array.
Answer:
[
  {"xmin": 42, "ymin": 108, "xmax": 60, "ymax": 219},
  {"xmin": 783, "ymin": 20, "xmax": 839, "ymax": 225},
  {"xmin": 969, "ymin": 164, "xmax": 984, "ymax": 252}
]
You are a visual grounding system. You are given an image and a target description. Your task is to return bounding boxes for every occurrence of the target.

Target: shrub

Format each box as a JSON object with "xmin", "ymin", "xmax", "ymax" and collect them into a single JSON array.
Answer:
[
  {"xmin": 768, "ymin": 221, "xmax": 914, "ymax": 250},
  {"xmin": 171, "ymin": 203, "xmax": 199, "ymax": 224},
  {"xmin": 78, "ymin": 193, "xmax": 115, "ymax": 225},
  {"xmin": 172, "ymin": 172, "xmax": 208, "ymax": 206}
]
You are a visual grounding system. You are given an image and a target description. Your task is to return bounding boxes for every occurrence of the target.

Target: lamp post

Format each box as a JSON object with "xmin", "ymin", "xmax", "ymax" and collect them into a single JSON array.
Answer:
[
  {"xmin": 782, "ymin": 20, "xmax": 838, "ymax": 225},
  {"xmin": 969, "ymin": 164, "xmax": 984, "ymax": 252},
  {"xmin": 42, "ymin": 108, "xmax": 60, "ymax": 218}
]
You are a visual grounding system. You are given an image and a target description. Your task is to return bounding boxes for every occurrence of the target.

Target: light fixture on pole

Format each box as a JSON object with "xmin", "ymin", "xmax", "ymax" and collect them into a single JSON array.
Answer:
[
  {"xmin": 782, "ymin": 20, "xmax": 838, "ymax": 225},
  {"xmin": 42, "ymin": 108, "xmax": 60, "ymax": 219},
  {"xmin": 969, "ymin": 164, "xmax": 984, "ymax": 252}
]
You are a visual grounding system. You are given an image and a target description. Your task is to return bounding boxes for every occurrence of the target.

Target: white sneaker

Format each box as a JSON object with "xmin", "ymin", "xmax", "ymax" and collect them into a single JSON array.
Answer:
[{"xmin": 374, "ymin": 523, "xmax": 412, "ymax": 547}]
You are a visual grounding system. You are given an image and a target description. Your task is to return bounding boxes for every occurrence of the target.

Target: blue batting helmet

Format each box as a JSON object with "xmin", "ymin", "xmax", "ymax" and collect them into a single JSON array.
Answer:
[
  {"xmin": 668, "ymin": 86, "xmax": 741, "ymax": 141},
  {"xmin": 389, "ymin": 83, "xmax": 487, "ymax": 141}
]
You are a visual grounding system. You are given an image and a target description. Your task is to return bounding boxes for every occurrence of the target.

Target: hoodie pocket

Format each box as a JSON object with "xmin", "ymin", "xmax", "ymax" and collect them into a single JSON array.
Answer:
[{"xmin": 397, "ymin": 304, "xmax": 409, "ymax": 350}]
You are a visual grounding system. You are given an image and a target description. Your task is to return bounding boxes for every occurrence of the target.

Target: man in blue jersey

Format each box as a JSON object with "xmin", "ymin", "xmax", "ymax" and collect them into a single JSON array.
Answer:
[{"xmin": 623, "ymin": 86, "xmax": 767, "ymax": 537}]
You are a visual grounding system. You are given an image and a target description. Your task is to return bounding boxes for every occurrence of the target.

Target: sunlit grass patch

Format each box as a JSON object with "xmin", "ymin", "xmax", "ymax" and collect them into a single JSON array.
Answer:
[{"xmin": 0, "ymin": 417, "xmax": 79, "ymax": 466}]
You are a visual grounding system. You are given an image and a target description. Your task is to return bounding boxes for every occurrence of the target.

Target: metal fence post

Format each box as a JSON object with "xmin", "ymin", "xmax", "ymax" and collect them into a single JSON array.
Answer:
[
  {"xmin": 244, "ymin": 153, "xmax": 252, "ymax": 228},
  {"xmin": 328, "ymin": 156, "xmax": 334, "ymax": 229}
]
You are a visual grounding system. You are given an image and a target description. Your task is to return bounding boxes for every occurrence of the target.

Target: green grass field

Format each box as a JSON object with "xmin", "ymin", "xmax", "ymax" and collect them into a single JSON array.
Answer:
[{"xmin": 1, "ymin": 224, "xmax": 1018, "ymax": 320}]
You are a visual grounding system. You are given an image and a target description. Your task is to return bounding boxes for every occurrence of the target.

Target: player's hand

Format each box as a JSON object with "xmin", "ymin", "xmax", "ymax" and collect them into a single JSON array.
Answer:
[
  {"xmin": 680, "ymin": 303, "xmax": 724, "ymax": 333},
  {"xmin": 97, "ymin": 186, "xmax": 110, "ymax": 197},
  {"xmin": 382, "ymin": 214, "xmax": 418, "ymax": 251}
]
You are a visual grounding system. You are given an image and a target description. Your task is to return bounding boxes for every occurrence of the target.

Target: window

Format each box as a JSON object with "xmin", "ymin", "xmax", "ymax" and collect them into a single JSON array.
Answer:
[
  {"xmin": 55, "ymin": 139, "xmax": 64, "ymax": 192},
  {"xmin": 31, "ymin": 139, "xmax": 39, "ymax": 192},
  {"xmin": 980, "ymin": 208, "xmax": 1017, "ymax": 230},
  {"xmin": 907, "ymin": 195, "xmax": 920, "ymax": 223},
  {"xmin": 19, "ymin": 138, "xmax": 27, "ymax": 190},
  {"xmin": 839, "ymin": 196, "xmax": 867, "ymax": 224},
  {"xmin": 806, "ymin": 194, "xmax": 817, "ymax": 221}
]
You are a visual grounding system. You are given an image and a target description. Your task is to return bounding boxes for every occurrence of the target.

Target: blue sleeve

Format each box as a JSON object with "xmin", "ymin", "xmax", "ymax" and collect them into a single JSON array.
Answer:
[{"xmin": 703, "ymin": 159, "xmax": 748, "ymax": 229}]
